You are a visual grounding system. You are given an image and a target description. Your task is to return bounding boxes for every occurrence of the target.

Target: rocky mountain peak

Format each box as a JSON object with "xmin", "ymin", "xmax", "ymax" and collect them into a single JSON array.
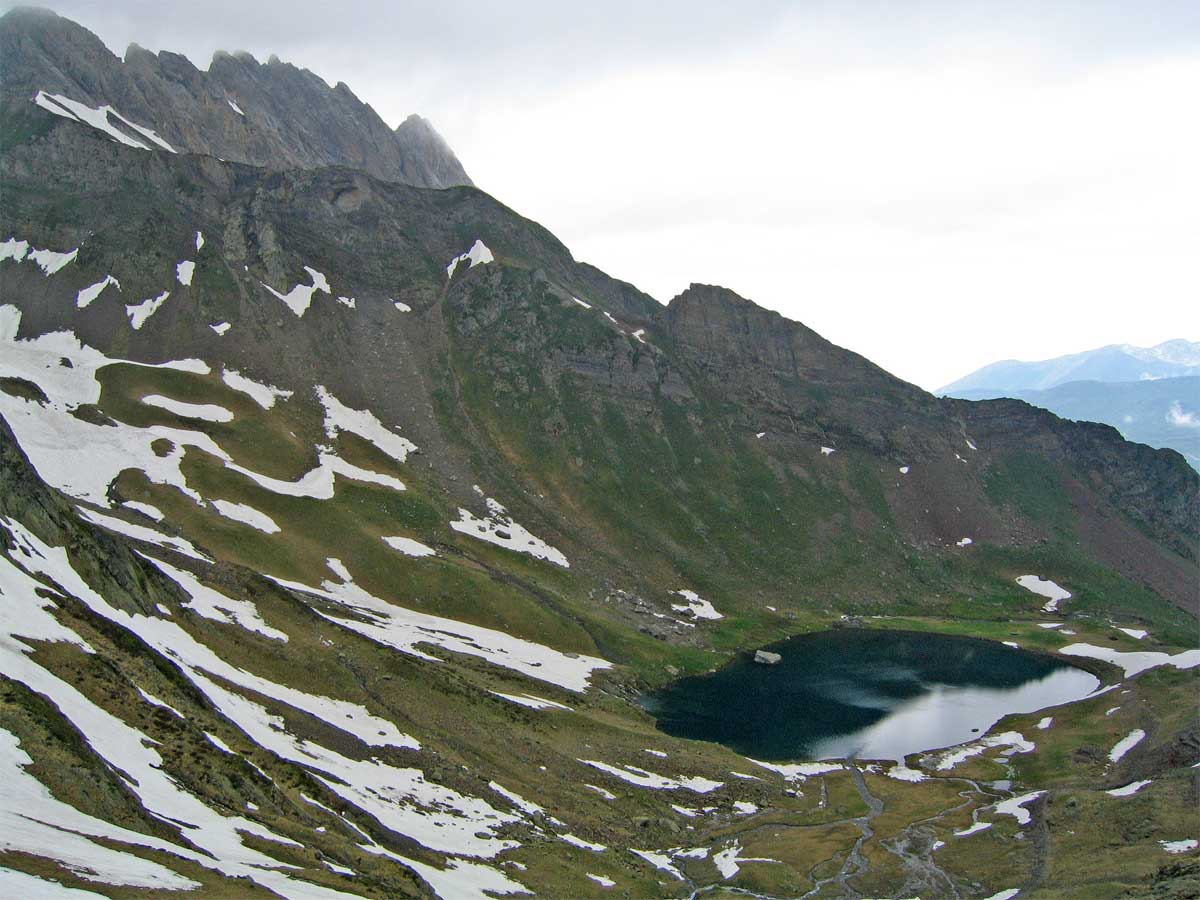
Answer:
[
  {"xmin": 0, "ymin": 6, "xmax": 473, "ymax": 190},
  {"xmin": 394, "ymin": 113, "xmax": 473, "ymax": 191}
]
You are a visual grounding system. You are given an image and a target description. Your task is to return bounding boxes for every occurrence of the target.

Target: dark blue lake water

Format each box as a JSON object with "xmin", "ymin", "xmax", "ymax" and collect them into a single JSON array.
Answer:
[{"xmin": 642, "ymin": 629, "xmax": 1098, "ymax": 762}]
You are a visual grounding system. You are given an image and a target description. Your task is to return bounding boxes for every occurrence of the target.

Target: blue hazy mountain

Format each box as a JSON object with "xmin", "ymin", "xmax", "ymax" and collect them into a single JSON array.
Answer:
[{"xmin": 940, "ymin": 339, "xmax": 1200, "ymax": 395}]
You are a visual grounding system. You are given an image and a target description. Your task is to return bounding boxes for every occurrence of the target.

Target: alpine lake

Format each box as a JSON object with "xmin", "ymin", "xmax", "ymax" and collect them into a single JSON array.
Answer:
[{"xmin": 642, "ymin": 629, "xmax": 1100, "ymax": 762}]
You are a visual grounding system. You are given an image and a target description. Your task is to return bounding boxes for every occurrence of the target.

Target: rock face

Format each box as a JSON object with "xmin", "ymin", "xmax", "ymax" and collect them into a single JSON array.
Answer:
[
  {"xmin": 0, "ymin": 6, "xmax": 472, "ymax": 189},
  {"xmin": 754, "ymin": 650, "xmax": 782, "ymax": 665}
]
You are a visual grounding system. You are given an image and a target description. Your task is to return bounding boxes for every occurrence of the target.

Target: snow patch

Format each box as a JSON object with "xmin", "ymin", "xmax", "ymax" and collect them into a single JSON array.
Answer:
[
  {"xmin": 126, "ymin": 291, "xmax": 170, "ymax": 329},
  {"xmin": 262, "ymin": 266, "xmax": 330, "ymax": 317},
  {"xmin": 393, "ymin": 301, "xmax": 412, "ymax": 312},
  {"xmin": 176, "ymin": 260, "xmax": 195, "ymax": 286},
  {"xmin": 31, "ymin": 247, "xmax": 79, "ymax": 275},
  {"xmin": 820, "ymin": 446, "xmax": 836, "ymax": 456},
  {"xmin": 1060, "ymin": 644, "xmax": 1200, "ymax": 677},
  {"xmin": 1107, "ymin": 780, "xmax": 1151, "ymax": 797},
  {"xmin": 1016, "ymin": 575, "xmax": 1071, "ymax": 612},
  {"xmin": 222, "ymin": 369, "xmax": 292, "ymax": 410},
  {"xmin": 586, "ymin": 873, "xmax": 615, "ymax": 887},
  {"xmin": 0, "ymin": 307, "xmax": 225, "ymax": 507},
  {"xmin": 141, "ymin": 394, "xmax": 233, "ymax": 423},
  {"xmin": 1108, "ymin": 729, "xmax": 1146, "ymax": 763},
  {"xmin": 446, "ymin": 240, "xmax": 495, "ymax": 279},
  {"xmin": 3, "ymin": 238, "xmax": 80, "ymax": 275},
  {"xmin": 147, "ymin": 554, "xmax": 286, "ymax": 640},
  {"xmin": 210, "ymin": 321, "xmax": 231, "ymax": 335},
  {"xmin": 1160, "ymin": 839, "xmax": 1197, "ymax": 854},
  {"xmin": 887, "ymin": 764, "xmax": 927, "ymax": 783},
  {"xmin": 317, "ymin": 386, "xmax": 416, "ymax": 462},
  {"xmin": 33, "ymin": 91, "xmax": 175, "ymax": 152},
  {"xmin": 954, "ymin": 821, "xmax": 992, "ymax": 837},
  {"xmin": 78, "ymin": 507, "xmax": 208, "ymax": 562},
  {"xmin": 579, "ymin": 760, "xmax": 723, "ymax": 794},
  {"xmin": 451, "ymin": 498, "xmax": 568, "ymax": 568},
  {"xmin": 122, "ymin": 500, "xmax": 164, "ymax": 521},
  {"xmin": 749, "ymin": 759, "xmax": 843, "ymax": 782},
  {"xmin": 490, "ymin": 692, "xmax": 572, "ymax": 711},
  {"xmin": 993, "ymin": 790, "xmax": 1045, "ymax": 825},
  {"xmin": 228, "ymin": 99, "xmax": 244, "ymax": 115},
  {"xmin": 560, "ymin": 834, "xmax": 606, "ymax": 852},
  {"xmin": 487, "ymin": 782, "xmax": 544, "ymax": 817},
  {"xmin": 630, "ymin": 850, "xmax": 684, "ymax": 881},
  {"xmin": 228, "ymin": 448, "xmax": 406, "ymax": 499},
  {"xmin": 383, "ymin": 535, "xmax": 437, "ymax": 558},
  {"xmin": 956, "ymin": 537, "xmax": 973, "ymax": 547},
  {"xmin": 211, "ymin": 499, "xmax": 281, "ymax": 534},
  {"xmin": 712, "ymin": 840, "xmax": 777, "ymax": 880},
  {"xmin": 0, "ymin": 237, "xmax": 30, "ymax": 262},
  {"xmin": 934, "ymin": 732, "xmax": 1034, "ymax": 771},
  {"xmin": 670, "ymin": 589, "xmax": 723, "ymax": 621},
  {"xmin": 76, "ymin": 275, "xmax": 120, "ymax": 309},
  {"xmin": 1117, "ymin": 627, "xmax": 1148, "ymax": 640}
]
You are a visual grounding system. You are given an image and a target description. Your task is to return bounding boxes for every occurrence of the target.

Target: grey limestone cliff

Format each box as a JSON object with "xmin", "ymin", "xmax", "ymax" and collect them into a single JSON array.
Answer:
[{"xmin": 0, "ymin": 6, "xmax": 472, "ymax": 188}]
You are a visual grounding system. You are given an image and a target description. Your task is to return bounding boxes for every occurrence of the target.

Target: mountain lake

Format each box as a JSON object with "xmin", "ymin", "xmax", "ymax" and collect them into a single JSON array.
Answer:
[{"xmin": 642, "ymin": 629, "xmax": 1100, "ymax": 762}]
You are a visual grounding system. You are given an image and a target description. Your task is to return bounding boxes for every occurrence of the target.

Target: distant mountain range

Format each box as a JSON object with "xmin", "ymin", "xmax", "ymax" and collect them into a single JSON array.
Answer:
[
  {"xmin": 939, "ymin": 339, "xmax": 1200, "ymax": 395},
  {"xmin": 941, "ymin": 341, "xmax": 1200, "ymax": 469}
]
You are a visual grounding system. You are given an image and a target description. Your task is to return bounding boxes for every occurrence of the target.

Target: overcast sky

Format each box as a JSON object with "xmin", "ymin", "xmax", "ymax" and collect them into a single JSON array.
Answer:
[{"xmin": 14, "ymin": 0, "xmax": 1200, "ymax": 389}]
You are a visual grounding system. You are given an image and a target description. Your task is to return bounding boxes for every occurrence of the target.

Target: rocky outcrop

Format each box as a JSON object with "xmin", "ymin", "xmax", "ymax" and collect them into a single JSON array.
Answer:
[
  {"xmin": 955, "ymin": 397, "xmax": 1199, "ymax": 562},
  {"xmin": 394, "ymin": 114, "xmax": 473, "ymax": 192},
  {"xmin": 0, "ymin": 6, "xmax": 472, "ymax": 188}
]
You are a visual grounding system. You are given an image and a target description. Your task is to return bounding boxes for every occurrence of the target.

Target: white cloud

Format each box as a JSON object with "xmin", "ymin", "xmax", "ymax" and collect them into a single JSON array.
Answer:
[{"xmin": 1167, "ymin": 401, "xmax": 1200, "ymax": 428}]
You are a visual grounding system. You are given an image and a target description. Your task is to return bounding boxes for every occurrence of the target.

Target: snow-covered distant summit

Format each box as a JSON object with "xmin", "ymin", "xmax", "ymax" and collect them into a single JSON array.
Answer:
[
  {"xmin": 1118, "ymin": 338, "xmax": 1200, "ymax": 369},
  {"xmin": 939, "ymin": 339, "xmax": 1200, "ymax": 396}
]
